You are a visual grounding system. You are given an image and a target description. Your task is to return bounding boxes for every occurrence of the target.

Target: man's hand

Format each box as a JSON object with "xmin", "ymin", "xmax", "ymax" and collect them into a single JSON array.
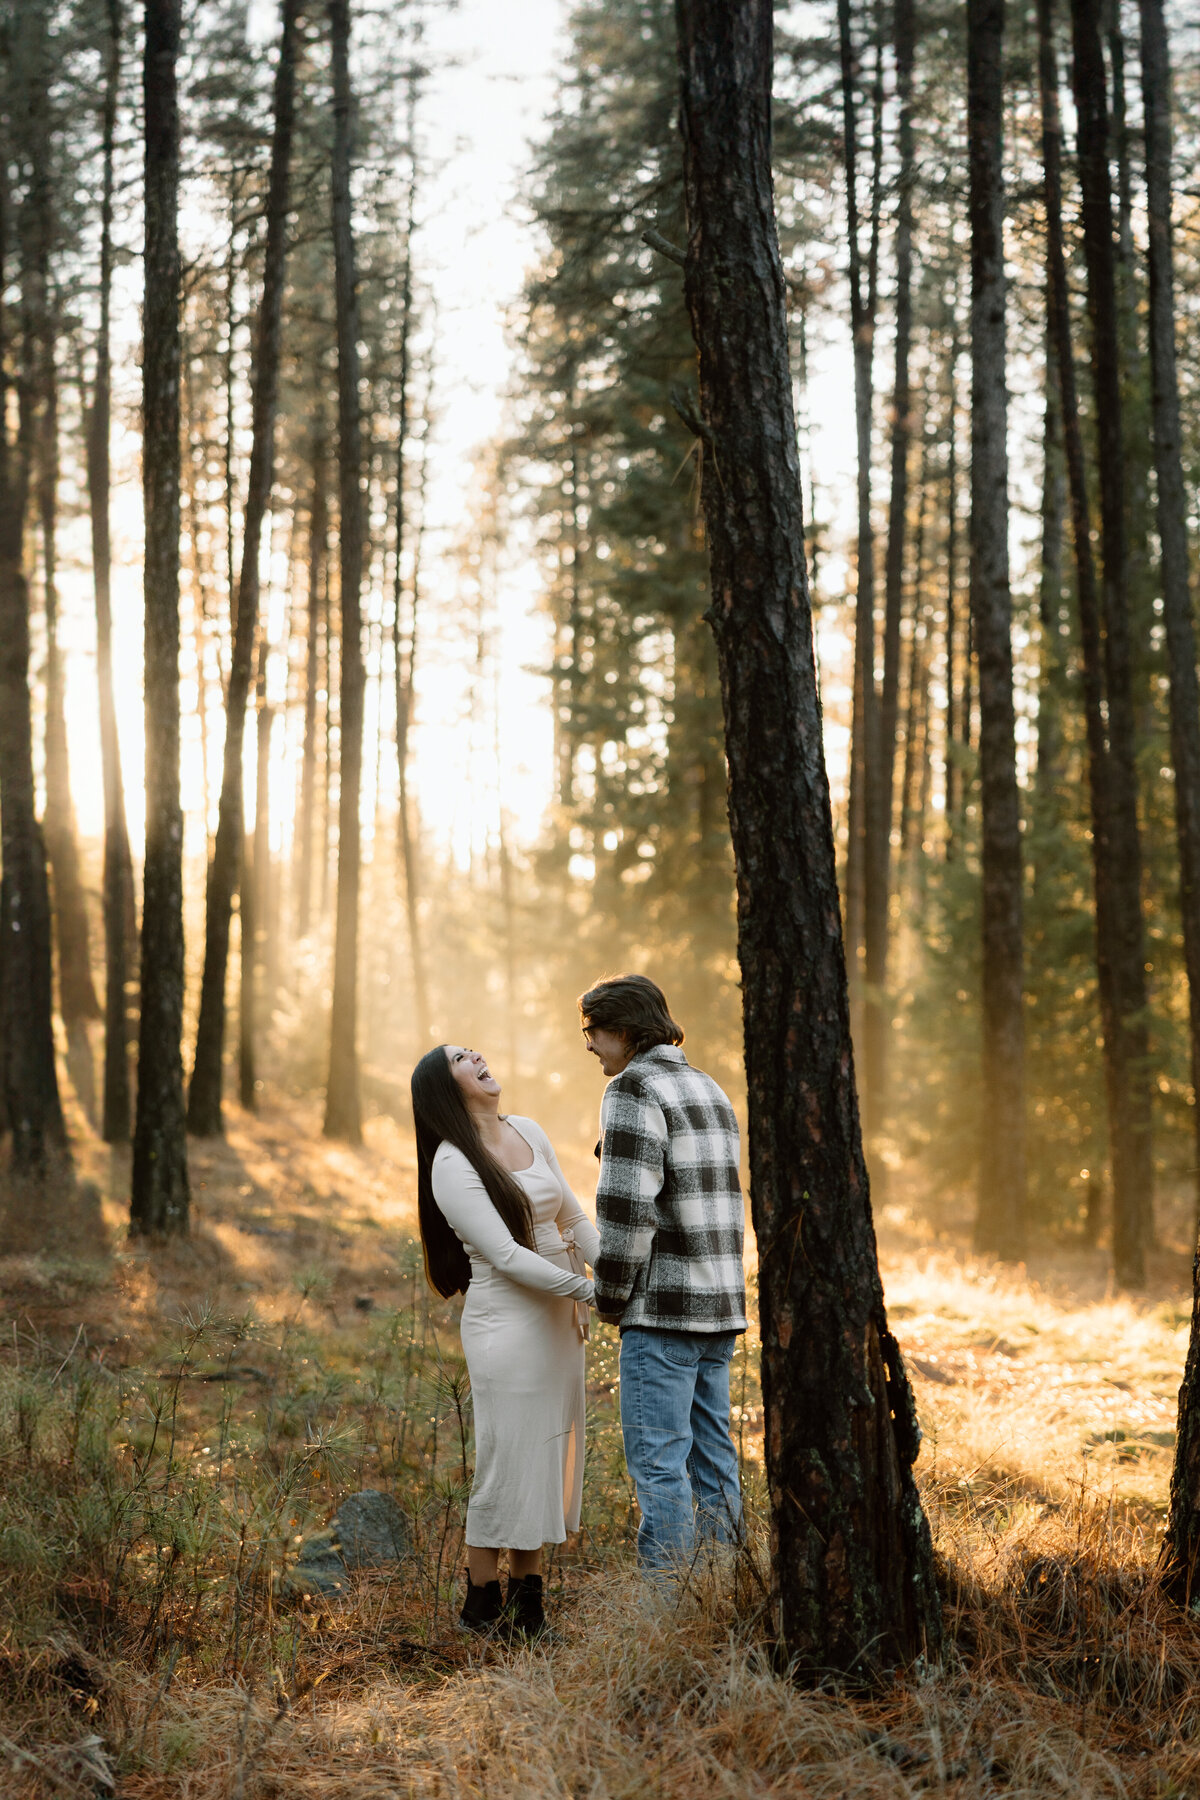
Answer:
[{"xmin": 596, "ymin": 1309, "xmax": 624, "ymax": 1328}]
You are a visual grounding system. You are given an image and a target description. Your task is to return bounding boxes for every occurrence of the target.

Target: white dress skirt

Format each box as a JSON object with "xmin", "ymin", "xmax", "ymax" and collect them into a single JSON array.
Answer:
[{"xmin": 431, "ymin": 1116, "xmax": 600, "ymax": 1550}]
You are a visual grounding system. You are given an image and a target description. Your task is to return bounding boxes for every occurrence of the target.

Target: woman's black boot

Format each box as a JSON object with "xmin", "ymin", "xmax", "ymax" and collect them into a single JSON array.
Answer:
[
  {"xmin": 459, "ymin": 1575, "xmax": 504, "ymax": 1636},
  {"xmin": 504, "ymin": 1573, "xmax": 557, "ymax": 1642}
]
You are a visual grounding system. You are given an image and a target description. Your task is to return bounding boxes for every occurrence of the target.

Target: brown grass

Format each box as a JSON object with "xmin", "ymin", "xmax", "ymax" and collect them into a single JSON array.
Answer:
[{"xmin": 2, "ymin": 1096, "xmax": 1199, "ymax": 1798}]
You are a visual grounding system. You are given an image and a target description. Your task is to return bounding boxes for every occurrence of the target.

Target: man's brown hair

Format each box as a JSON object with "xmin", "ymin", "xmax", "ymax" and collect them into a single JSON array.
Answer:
[{"xmin": 578, "ymin": 973, "xmax": 684, "ymax": 1057}]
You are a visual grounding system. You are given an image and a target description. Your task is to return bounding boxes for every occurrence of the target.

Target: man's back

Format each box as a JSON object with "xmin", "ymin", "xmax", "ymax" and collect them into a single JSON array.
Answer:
[{"xmin": 593, "ymin": 1043, "xmax": 747, "ymax": 1333}]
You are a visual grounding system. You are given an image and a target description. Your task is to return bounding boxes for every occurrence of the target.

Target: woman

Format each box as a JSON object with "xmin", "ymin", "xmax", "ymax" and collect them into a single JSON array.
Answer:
[{"xmin": 411, "ymin": 1043, "xmax": 599, "ymax": 1640}]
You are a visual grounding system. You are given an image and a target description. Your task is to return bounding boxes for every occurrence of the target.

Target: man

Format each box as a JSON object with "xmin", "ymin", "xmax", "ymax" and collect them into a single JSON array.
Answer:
[{"xmin": 581, "ymin": 972, "xmax": 746, "ymax": 1572}]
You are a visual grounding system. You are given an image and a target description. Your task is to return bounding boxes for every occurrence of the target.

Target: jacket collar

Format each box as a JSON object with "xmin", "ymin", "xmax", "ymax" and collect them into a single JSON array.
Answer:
[{"xmin": 626, "ymin": 1044, "xmax": 687, "ymax": 1071}]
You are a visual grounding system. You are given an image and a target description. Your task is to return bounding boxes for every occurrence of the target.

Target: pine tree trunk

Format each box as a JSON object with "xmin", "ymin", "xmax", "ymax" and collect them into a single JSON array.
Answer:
[
  {"xmin": 390, "ymin": 95, "xmax": 430, "ymax": 1050},
  {"xmin": 295, "ymin": 431, "xmax": 326, "ymax": 941},
  {"xmin": 131, "ymin": 0, "xmax": 189, "ymax": 1235},
  {"xmin": 324, "ymin": 0, "xmax": 366, "ymax": 1144},
  {"xmin": 674, "ymin": 0, "xmax": 942, "ymax": 1676},
  {"xmin": 90, "ymin": 0, "xmax": 136, "ymax": 1145},
  {"xmin": 943, "ymin": 312, "xmax": 962, "ymax": 855},
  {"xmin": 240, "ymin": 629, "xmax": 270, "ymax": 1111},
  {"xmin": 967, "ymin": 0, "xmax": 1026, "ymax": 1261},
  {"xmin": 1038, "ymin": 0, "xmax": 1136, "ymax": 1286},
  {"xmin": 1139, "ymin": 0, "xmax": 1200, "ymax": 1599},
  {"xmin": 0, "ymin": 124, "xmax": 67, "ymax": 1175},
  {"xmin": 41, "ymin": 329, "xmax": 103, "ymax": 1117},
  {"xmin": 187, "ymin": 0, "xmax": 299, "ymax": 1136},
  {"xmin": 20, "ymin": 0, "xmax": 101, "ymax": 1115},
  {"xmin": 837, "ymin": 0, "xmax": 878, "ymax": 1049},
  {"xmin": 1034, "ymin": 324, "xmax": 1067, "ymax": 850},
  {"xmin": 1068, "ymin": 0, "xmax": 1152, "ymax": 1285},
  {"xmin": 864, "ymin": 0, "xmax": 916, "ymax": 1128}
]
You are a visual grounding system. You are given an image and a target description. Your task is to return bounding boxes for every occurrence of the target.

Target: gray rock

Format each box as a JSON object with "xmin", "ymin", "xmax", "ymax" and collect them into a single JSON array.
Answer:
[
  {"xmin": 278, "ymin": 1529, "xmax": 349, "ymax": 1602},
  {"xmin": 334, "ymin": 1490, "xmax": 411, "ymax": 1569}
]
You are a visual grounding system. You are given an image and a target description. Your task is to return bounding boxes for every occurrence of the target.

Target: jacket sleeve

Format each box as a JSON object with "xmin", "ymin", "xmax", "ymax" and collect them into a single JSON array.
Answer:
[
  {"xmin": 432, "ymin": 1148, "xmax": 595, "ymax": 1300},
  {"xmin": 593, "ymin": 1076, "xmax": 666, "ymax": 1314},
  {"xmin": 526, "ymin": 1120, "xmax": 601, "ymax": 1265}
]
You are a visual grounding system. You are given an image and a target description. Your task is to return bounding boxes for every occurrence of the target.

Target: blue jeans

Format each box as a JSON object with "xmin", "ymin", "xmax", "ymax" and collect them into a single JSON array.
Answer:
[{"xmin": 619, "ymin": 1327, "xmax": 743, "ymax": 1572}]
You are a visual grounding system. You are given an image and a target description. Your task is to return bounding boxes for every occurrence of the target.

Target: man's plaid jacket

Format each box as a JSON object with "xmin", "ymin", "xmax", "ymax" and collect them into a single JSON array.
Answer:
[{"xmin": 592, "ymin": 1044, "xmax": 747, "ymax": 1332}]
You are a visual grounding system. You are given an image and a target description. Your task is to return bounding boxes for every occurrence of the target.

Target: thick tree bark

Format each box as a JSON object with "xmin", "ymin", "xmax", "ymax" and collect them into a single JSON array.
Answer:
[
  {"xmin": 1068, "ymin": 0, "xmax": 1152, "ymax": 1285},
  {"xmin": 674, "ymin": 0, "xmax": 941, "ymax": 1676},
  {"xmin": 323, "ymin": 0, "xmax": 366, "ymax": 1143},
  {"xmin": 864, "ymin": 0, "xmax": 916, "ymax": 1127},
  {"xmin": 1138, "ymin": 0, "xmax": 1200, "ymax": 1600},
  {"xmin": 187, "ymin": 0, "xmax": 299, "ymax": 1136},
  {"xmin": 967, "ymin": 0, "xmax": 1026, "ymax": 1261},
  {"xmin": 89, "ymin": 0, "xmax": 137, "ymax": 1146},
  {"xmin": 131, "ymin": 0, "xmax": 189, "ymax": 1235}
]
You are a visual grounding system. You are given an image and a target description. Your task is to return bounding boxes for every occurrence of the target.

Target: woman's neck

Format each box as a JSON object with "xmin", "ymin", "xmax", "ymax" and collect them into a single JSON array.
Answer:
[{"xmin": 468, "ymin": 1101, "xmax": 505, "ymax": 1150}]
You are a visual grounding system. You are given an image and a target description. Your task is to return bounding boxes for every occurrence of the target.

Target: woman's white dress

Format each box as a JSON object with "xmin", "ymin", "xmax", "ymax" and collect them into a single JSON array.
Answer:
[{"xmin": 432, "ymin": 1116, "xmax": 600, "ymax": 1550}]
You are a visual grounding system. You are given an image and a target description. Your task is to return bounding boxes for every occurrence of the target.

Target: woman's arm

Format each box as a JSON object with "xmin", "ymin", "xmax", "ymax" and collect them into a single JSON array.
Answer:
[
  {"xmin": 525, "ymin": 1120, "xmax": 601, "ymax": 1265},
  {"xmin": 432, "ymin": 1149, "xmax": 594, "ymax": 1299}
]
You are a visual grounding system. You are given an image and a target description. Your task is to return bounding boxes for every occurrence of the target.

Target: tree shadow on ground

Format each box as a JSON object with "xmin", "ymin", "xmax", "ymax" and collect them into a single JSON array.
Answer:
[{"xmin": 0, "ymin": 1156, "xmax": 110, "ymax": 1260}]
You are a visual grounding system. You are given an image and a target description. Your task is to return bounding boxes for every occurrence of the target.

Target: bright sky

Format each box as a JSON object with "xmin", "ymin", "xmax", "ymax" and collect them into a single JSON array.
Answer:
[{"xmin": 62, "ymin": 0, "xmax": 572, "ymax": 864}]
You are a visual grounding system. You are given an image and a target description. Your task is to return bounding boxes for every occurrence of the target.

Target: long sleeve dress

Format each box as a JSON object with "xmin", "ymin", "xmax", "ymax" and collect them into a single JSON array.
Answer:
[{"xmin": 432, "ymin": 1115, "xmax": 601, "ymax": 1550}]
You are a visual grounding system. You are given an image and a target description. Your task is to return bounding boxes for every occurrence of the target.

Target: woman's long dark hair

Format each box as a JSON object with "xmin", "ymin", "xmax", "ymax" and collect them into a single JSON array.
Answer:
[{"xmin": 411, "ymin": 1046, "xmax": 537, "ymax": 1298}]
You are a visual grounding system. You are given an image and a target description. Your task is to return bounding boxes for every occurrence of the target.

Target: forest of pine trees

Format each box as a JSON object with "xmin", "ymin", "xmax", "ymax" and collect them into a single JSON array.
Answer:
[
  {"xmin": 5, "ymin": 0, "xmax": 1200, "ymax": 1265},
  {"xmin": 6, "ymin": 0, "xmax": 1200, "ymax": 1757}
]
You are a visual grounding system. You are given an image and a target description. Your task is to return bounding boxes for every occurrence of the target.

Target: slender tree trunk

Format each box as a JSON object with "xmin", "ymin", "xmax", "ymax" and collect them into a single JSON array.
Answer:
[
  {"xmin": 295, "ymin": 428, "xmax": 326, "ymax": 940},
  {"xmin": 187, "ymin": 0, "xmax": 299, "ymax": 1135},
  {"xmin": 1069, "ymin": 0, "xmax": 1152, "ymax": 1284},
  {"xmin": 837, "ymin": 0, "xmax": 878, "ymax": 1047},
  {"xmin": 0, "ymin": 132, "xmax": 67, "ymax": 1174},
  {"xmin": 1039, "ymin": 0, "xmax": 1126, "ymax": 1275},
  {"xmin": 1139, "ymin": 0, "xmax": 1200, "ymax": 1599},
  {"xmin": 943, "ymin": 307, "xmax": 962, "ymax": 855},
  {"xmin": 1034, "ymin": 322, "xmax": 1067, "ymax": 853},
  {"xmin": 967, "ymin": 0, "xmax": 1026, "ymax": 1261},
  {"xmin": 182, "ymin": 353, "xmax": 215, "ymax": 831},
  {"xmin": 89, "ymin": 0, "xmax": 136, "ymax": 1145},
  {"xmin": 18, "ymin": 0, "xmax": 101, "ymax": 1119},
  {"xmin": 40, "ymin": 342, "xmax": 101, "ymax": 1073},
  {"xmin": 674, "ymin": 0, "xmax": 941, "ymax": 1676},
  {"xmin": 321, "ymin": 587, "xmax": 337, "ymax": 920},
  {"xmin": 900, "ymin": 417, "xmax": 932, "ymax": 865},
  {"xmin": 131, "ymin": 0, "xmax": 188, "ymax": 1235},
  {"xmin": 864, "ymin": 0, "xmax": 916, "ymax": 1127},
  {"xmin": 390, "ymin": 81, "xmax": 430, "ymax": 1050},
  {"xmin": 324, "ymin": 0, "xmax": 366, "ymax": 1143},
  {"xmin": 1106, "ymin": 1, "xmax": 1152, "ymax": 739},
  {"xmin": 240, "ymin": 628, "xmax": 270, "ymax": 1110},
  {"xmin": 396, "ymin": 430, "xmax": 430, "ymax": 1050}
]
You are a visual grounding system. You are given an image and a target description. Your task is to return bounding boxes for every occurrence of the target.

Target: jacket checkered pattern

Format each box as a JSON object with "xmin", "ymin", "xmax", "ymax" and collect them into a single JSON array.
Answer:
[{"xmin": 593, "ymin": 1045, "xmax": 747, "ymax": 1333}]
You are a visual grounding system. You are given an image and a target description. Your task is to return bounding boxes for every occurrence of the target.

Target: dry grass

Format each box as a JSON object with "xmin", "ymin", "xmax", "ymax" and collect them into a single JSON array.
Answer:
[{"xmin": 2, "ymin": 1097, "xmax": 1200, "ymax": 1798}]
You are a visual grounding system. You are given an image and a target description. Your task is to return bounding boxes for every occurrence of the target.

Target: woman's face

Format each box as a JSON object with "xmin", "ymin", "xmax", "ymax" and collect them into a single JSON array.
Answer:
[{"xmin": 444, "ymin": 1045, "xmax": 501, "ymax": 1107}]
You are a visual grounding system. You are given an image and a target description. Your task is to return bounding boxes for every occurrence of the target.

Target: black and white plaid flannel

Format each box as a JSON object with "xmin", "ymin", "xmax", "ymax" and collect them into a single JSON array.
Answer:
[{"xmin": 592, "ymin": 1045, "xmax": 747, "ymax": 1332}]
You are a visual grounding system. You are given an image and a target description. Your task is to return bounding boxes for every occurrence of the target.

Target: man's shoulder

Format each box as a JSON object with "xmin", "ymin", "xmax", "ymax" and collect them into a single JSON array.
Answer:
[{"xmin": 635, "ymin": 1051, "xmax": 735, "ymax": 1109}]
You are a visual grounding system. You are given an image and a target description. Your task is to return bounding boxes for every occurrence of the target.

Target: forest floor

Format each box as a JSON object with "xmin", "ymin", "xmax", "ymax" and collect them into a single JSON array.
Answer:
[{"xmin": 2, "ymin": 1094, "xmax": 1200, "ymax": 1797}]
